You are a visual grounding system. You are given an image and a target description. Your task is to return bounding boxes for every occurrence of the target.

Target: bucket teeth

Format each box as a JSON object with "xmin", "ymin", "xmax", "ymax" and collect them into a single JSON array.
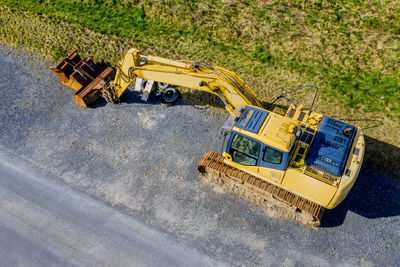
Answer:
[{"xmin": 197, "ymin": 151, "xmax": 324, "ymax": 227}]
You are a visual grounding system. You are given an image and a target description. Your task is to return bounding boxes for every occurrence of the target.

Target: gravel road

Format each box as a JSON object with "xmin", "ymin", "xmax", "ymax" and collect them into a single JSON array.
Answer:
[
  {"xmin": 0, "ymin": 46, "xmax": 399, "ymax": 266},
  {"xmin": 0, "ymin": 148, "xmax": 219, "ymax": 266}
]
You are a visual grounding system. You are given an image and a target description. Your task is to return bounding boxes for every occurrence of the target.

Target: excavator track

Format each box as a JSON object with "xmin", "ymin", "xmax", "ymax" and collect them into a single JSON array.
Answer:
[{"xmin": 197, "ymin": 151, "xmax": 325, "ymax": 227}]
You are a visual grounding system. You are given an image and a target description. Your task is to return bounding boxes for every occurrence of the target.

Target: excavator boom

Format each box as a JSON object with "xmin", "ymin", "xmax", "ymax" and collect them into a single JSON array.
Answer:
[{"xmin": 111, "ymin": 48, "xmax": 263, "ymax": 114}]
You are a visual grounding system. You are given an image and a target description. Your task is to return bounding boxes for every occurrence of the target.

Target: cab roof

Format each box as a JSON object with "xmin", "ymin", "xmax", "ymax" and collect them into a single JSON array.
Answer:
[{"xmin": 233, "ymin": 106, "xmax": 298, "ymax": 152}]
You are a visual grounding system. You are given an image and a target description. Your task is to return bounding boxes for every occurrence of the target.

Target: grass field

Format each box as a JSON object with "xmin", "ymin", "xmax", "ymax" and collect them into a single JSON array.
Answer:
[{"xmin": 0, "ymin": 0, "xmax": 399, "ymax": 178}]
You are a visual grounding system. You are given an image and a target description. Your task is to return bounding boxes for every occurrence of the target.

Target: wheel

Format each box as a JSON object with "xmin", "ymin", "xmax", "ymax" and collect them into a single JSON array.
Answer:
[
  {"xmin": 160, "ymin": 87, "xmax": 180, "ymax": 106},
  {"xmin": 157, "ymin": 82, "xmax": 170, "ymax": 90}
]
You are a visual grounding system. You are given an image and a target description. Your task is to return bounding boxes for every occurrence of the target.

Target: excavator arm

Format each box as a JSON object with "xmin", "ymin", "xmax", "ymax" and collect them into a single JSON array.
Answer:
[{"xmin": 107, "ymin": 48, "xmax": 263, "ymax": 114}]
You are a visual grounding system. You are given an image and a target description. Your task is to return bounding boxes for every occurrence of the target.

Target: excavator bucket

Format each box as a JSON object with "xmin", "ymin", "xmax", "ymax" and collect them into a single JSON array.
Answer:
[
  {"xmin": 74, "ymin": 67, "xmax": 115, "ymax": 107},
  {"xmin": 51, "ymin": 50, "xmax": 115, "ymax": 107}
]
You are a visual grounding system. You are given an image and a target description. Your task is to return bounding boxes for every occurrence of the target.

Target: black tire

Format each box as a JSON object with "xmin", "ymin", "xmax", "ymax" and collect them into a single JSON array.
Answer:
[{"xmin": 160, "ymin": 87, "xmax": 180, "ymax": 106}]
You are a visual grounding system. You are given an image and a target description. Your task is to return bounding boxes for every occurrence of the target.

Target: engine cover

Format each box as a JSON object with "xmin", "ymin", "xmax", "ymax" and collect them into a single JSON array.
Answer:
[{"xmin": 305, "ymin": 117, "xmax": 355, "ymax": 177}]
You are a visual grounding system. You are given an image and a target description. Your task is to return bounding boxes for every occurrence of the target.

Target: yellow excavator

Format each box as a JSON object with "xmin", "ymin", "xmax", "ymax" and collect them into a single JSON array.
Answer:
[{"xmin": 51, "ymin": 48, "xmax": 365, "ymax": 226}]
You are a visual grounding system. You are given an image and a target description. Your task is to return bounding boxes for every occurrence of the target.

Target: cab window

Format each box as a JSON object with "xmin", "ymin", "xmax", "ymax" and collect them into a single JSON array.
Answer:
[
  {"xmin": 230, "ymin": 134, "xmax": 261, "ymax": 166},
  {"xmin": 263, "ymin": 146, "xmax": 282, "ymax": 164}
]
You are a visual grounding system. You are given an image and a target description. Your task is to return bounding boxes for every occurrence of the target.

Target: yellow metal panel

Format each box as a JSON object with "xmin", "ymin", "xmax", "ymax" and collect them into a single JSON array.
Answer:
[
  {"xmin": 282, "ymin": 169, "xmax": 337, "ymax": 206},
  {"xmin": 223, "ymin": 154, "xmax": 259, "ymax": 176},
  {"xmin": 258, "ymin": 113, "xmax": 297, "ymax": 150},
  {"xmin": 146, "ymin": 55, "xmax": 191, "ymax": 69},
  {"xmin": 232, "ymin": 111, "xmax": 299, "ymax": 152},
  {"xmin": 258, "ymin": 167, "xmax": 284, "ymax": 184}
]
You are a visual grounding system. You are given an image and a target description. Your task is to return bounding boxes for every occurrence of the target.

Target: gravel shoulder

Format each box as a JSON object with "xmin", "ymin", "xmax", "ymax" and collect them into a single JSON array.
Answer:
[
  {"xmin": 0, "ymin": 46, "xmax": 399, "ymax": 266},
  {"xmin": 0, "ymin": 148, "xmax": 220, "ymax": 267}
]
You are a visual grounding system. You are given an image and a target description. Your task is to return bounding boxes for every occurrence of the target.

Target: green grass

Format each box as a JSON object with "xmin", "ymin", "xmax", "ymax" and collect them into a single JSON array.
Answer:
[
  {"xmin": 1, "ymin": 0, "xmax": 399, "ymax": 118},
  {"xmin": 0, "ymin": 1, "xmax": 399, "ymax": 178}
]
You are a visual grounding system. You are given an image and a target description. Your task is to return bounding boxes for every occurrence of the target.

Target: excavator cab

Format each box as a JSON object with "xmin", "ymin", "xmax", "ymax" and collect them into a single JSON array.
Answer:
[
  {"xmin": 221, "ymin": 104, "xmax": 364, "ymax": 213},
  {"xmin": 222, "ymin": 106, "xmax": 295, "ymax": 176}
]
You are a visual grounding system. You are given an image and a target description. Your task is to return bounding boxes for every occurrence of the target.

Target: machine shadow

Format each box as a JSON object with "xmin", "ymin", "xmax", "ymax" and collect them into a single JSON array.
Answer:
[
  {"xmin": 322, "ymin": 134, "xmax": 400, "ymax": 227},
  {"xmin": 91, "ymin": 89, "xmax": 187, "ymax": 109},
  {"xmin": 93, "ymin": 89, "xmax": 224, "ymax": 109},
  {"xmin": 93, "ymin": 90, "xmax": 400, "ymax": 228},
  {"xmin": 117, "ymin": 90, "xmax": 163, "ymax": 106}
]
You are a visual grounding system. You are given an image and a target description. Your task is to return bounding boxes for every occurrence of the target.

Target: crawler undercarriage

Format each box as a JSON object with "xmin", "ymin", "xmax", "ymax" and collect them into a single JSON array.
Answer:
[{"xmin": 198, "ymin": 152, "xmax": 325, "ymax": 227}]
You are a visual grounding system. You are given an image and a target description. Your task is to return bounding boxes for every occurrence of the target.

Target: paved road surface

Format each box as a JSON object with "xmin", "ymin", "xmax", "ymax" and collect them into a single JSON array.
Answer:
[{"xmin": 0, "ymin": 149, "xmax": 218, "ymax": 266}]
